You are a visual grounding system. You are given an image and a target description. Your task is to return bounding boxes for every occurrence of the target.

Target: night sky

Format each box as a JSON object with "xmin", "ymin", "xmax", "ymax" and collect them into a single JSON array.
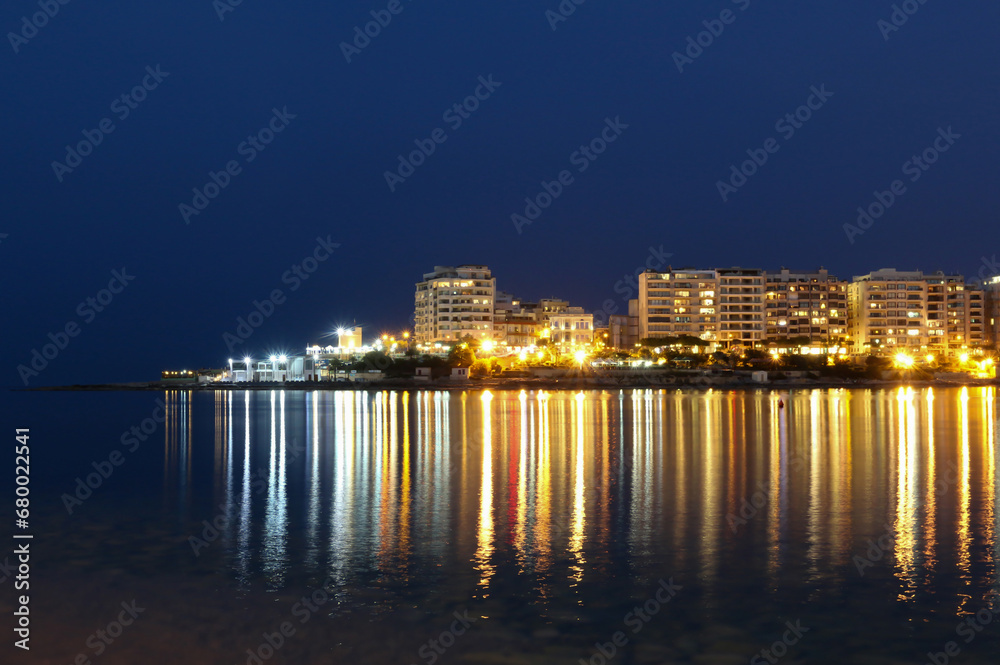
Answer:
[{"xmin": 3, "ymin": 1, "xmax": 999, "ymax": 387}]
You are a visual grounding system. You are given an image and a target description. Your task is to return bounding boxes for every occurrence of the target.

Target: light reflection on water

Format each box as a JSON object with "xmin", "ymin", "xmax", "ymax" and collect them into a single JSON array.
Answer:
[{"xmin": 152, "ymin": 386, "xmax": 1000, "ymax": 660}]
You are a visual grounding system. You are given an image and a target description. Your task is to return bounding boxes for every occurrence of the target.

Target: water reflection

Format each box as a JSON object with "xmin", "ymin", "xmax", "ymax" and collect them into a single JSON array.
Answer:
[
  {"xmin": 163, "ymin": 387, "xmax": 999, "ymax": 616},
  {"xmin": 474, "ymin": 391, "xmax": 494, "ymax": 590}
]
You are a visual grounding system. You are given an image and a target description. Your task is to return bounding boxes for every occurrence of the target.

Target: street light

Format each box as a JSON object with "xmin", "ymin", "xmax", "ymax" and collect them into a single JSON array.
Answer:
[{"xmin": 244, "ymin": 356, "xmax": 253, "ymax": 382}]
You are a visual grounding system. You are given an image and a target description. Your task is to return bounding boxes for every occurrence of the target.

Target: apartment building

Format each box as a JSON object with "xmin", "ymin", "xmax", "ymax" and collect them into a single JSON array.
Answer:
[
  {"xmin": 518, "ymin": 298, "xmax": 570, "ymax": 328},
  {"xmin": 717, "ymin": 268, "xmax": 765, "ymax": 348},
  {"xmin": 987, "ymin": 276, "xmax": 1000, "ymax": 346},
  {"xmin": 764, "ymin": 269, "xmax": 848, "ymax": 349},
  {"xmin": 493, "ymin": 316, "xmax": 540, "ymax": 348},
  {"xmin": 414, "ymin": 265, "xmax": 495, "ymax": 343},
  {"xmin": 609, "ymin": 300, "xmax": 639, "ymax": 349},
  {"xmin": 548, "ymin": 308, "xmax": 594, "ymax": 347},
  {"xmin": 848, "ymin": 269, "xmax": 983, "ymax": 357},
  {"xmin": 637, "ymin": 269, "xmax": 719, "ymax": 342},
  {"xmin": 936, "ymin": 275, "xmax": 986, "ymax": 349}
]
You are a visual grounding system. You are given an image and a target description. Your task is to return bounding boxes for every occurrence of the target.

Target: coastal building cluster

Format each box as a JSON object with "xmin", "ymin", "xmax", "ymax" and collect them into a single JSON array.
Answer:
[
  {"xmin": 166, "ymin": 262, "xmax": 999, "ymax": 383},
  {"xmin": 413, "ymin": 264, "xmax": 1000, "ymax": 361}
]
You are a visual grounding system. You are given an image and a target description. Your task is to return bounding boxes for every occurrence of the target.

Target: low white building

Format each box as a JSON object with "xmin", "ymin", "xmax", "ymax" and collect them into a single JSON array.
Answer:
[
  {"xmin": 228, "ymin": 356, "xmax": 318, "ymax": 382},
  {"xmin": 549, "ymin": 308, "xmax": 594, "ymax": 347}
]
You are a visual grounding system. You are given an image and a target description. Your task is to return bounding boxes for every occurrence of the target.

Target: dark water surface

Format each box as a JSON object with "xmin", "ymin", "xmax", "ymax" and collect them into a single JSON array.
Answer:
[{"xmin": 3, "ymin": 387, "xmax": 999, "ymax": 664}]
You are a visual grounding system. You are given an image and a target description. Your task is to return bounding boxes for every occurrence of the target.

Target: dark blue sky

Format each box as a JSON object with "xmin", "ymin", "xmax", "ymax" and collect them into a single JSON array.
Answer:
[{"xmin": 3, "ymin": 1, "xmax": 999, "ymax": 386}]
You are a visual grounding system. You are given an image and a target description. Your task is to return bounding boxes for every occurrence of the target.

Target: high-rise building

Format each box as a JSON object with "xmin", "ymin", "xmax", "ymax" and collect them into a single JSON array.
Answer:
[
  {"xmin": 637, "ymin": 269, "xmax": 719, "ymax": 342},
  {"xmin": 717, "ymin": 268, "xmax": 765, "ymax": 348},
  {"xmin": 414, "ymin": 265, "xmax": 495, "ymax": 343},
  {"xmin": 849, "ymin": 269, "xmax": 932, "ymax": 355},
  {"xmin": 848, "ymin": 269, "xmax": 981, "ymax": 357},
  {"xmin": 637, "ymin": 268, "xmax": 764, "ymax": 348},
  {"xmin": 986, "ymin": 275, "xmax": 1000, "ymax": 347},
  {"xmin": 764, "ymin": 269, "xmax": 848, "ymax": 349}
]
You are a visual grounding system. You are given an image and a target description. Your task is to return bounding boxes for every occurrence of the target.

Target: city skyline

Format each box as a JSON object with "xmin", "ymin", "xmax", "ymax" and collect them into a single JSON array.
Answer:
[{"xmin": 5, "ymin": 4, "xmax": 1000, "ymax": 387}]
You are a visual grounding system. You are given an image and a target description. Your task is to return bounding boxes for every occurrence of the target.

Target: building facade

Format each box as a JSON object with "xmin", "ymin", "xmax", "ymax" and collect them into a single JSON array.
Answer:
[
  {"xmin": 414, "ymin": 265, "xmax": 495, "ymax": 343},
  {"xmin": 847, "ymin": 269, "xmax": 983, "ymax": 357},
  {"xmin": 609, "ymin": 308, "xmax": 639, "ymax": 349},
  {"xmin": 987, "ymin": 275, "xmax": 1000, "ymax": 346},
  {"xmin": 637, "ymin": 269, "xmax": 719, "ymax": 342},
  {"xmin": 637, "ymin": 268, "xmax": 765, "ymax": 348},
  {"xmin": 229, "ymin": 357, "xmax": 318, "ymax": 382},
  {"xmin": 548, "ymin": 309, "xmax": 594, "ymax": 347},
  {"xmin": 494, "ymin": 315, "xmax": 540, "ymax": 348},
  {"xmin": 717, "ymin": 268, "xmax": 765, "ymax": 348},
  {"xmin": 764, "ymin": 269, "xmax": 848, "ymax": 350}
]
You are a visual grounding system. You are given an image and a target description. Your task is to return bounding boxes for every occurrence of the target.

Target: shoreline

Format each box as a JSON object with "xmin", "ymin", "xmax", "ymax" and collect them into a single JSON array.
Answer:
[{"xmin": 18, "ymin": 376, "xmax": 1000, "ymax": 393}]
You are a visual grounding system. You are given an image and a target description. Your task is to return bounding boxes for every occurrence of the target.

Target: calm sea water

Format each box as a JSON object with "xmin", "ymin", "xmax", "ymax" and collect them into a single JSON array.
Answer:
[{"xmin": 3, "ymin": 387, "xmax": 999, "ymax": 664}]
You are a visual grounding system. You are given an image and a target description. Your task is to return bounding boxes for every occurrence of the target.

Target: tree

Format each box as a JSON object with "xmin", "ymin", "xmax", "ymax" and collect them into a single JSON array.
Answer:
[
  {"xmin": 470, "ymin": 358, "xmax": 500, "ymax": 378},
  {"xmin": 447, "ymin": 344, "xmax": 475, "ymax": 368}
]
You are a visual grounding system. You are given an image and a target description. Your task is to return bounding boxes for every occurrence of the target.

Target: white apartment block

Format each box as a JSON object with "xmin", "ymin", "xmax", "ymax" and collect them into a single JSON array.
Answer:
[
  {"xmin": 414, "ymin": 265, "xmax": 495, "ymax": 343},
  {"xmin": 548, "ymin": 308, "xmax": 594, "ymax": 347}
]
